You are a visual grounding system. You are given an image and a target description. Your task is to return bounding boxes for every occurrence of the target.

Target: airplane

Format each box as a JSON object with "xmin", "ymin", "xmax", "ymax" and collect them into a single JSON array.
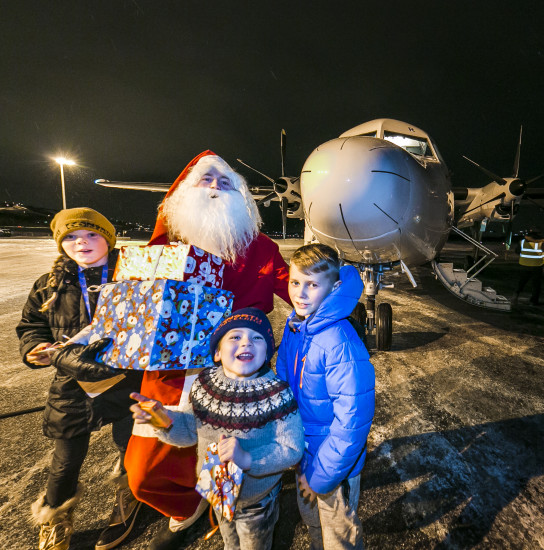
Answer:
[{"xmin": 95, "ymin": 119, "xmax": 542, "ymax": 350}]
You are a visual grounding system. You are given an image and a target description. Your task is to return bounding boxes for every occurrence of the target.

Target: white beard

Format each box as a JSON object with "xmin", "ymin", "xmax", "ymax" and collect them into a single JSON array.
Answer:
[{"xmin": 161, "ymin": 185, "xmax": 261, "ymax": 263}]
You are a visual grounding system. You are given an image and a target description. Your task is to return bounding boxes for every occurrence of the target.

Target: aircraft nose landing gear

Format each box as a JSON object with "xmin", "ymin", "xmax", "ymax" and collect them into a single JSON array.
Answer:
[{"xmin": 352, "ymin": 265, "xmax": 395, "ymax": 351}]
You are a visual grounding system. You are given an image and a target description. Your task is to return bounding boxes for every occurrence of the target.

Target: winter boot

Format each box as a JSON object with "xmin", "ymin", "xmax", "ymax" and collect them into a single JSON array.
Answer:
[
  {"xmin": 95, "ymin": 473, "xmax": 142, "ymax": 550},
  {"xmin": 31, "ymin": 484, "xmax": 83, "ymax": 550},
  {"xmin": 148, "ymin": 499, "xmax": 209, "ymax": 550}
]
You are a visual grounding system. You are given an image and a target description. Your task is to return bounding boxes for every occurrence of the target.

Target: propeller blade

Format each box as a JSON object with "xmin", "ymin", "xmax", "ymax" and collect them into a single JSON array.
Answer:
[
  {"xmin": 463, "ymin": 156, "xmax": 508, "ymax": 186},
  {"xmin": 281, "ymin": 197, "xmax": 288, "ymax": 240},
  {"xmin": 524, "ymin": 188, "xmax": 544, "ymax": 199},
  {"xmin": 504, "ymin": 201, "xmax": 515, "ymax": 249},
  {"xmin": 236, "ymin": 159, "xmax": 275, "ymax": 184},
  {"xmin": 513, "ymin": 125, "xmax": 522, "ymax": 178},
  {"xmin": 526, "ymin": 174, "xmax": 544, "ymax": 186},
  {"xmin": 281, "ymin": 129, "xmax": 286, "ymax": 177},
  {"xmin": 524, "ymin": 196, "xmax": 544, "ymax": 210},
  {"xmin": 256, "ymin": 192, "xmax": 278, "ymax": 206},
  {"xmin": 462, "ymin": 192, "xmax": 506, "ymax": 215}
]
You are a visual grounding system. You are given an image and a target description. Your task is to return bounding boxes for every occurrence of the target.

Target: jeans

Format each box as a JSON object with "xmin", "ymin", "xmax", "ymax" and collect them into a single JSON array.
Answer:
[
  {"xmin": 297, "ymin": 473, "xmax": 364, "ymax": 550},
  {"xmin": 216, "ymin": 482, "xmax": 281, "ymax": 550},
  {"xmin": 45, "ymin": 415, "xmax": 133, "ymax": 507}
]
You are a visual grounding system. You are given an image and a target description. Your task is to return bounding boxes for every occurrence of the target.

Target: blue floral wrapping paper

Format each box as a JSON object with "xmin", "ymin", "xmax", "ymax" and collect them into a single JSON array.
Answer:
[{"xmin": 88, "ymin": 279, "xmax": 233, "ymax": 370}]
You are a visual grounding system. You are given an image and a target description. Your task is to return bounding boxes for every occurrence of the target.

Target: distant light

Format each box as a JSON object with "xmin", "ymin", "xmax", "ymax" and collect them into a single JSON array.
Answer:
[
  {"xmin": 54, "ymin": 156, "xmax": 77, "ymax": 209},
  {"xmin": 54, "ymin": 156, "xmax": 76, "ymax": 166}
]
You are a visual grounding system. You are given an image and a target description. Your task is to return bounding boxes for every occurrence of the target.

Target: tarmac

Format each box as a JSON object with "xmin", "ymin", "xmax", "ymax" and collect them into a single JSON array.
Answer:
[{"xmin": 0, "ymin": 238, "xmax": 542, "ymax": 550}]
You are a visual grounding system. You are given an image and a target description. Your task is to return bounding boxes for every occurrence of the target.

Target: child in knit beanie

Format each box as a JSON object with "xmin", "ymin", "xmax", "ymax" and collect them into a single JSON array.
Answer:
[
  {"xmin": 16, "ymin": 207, "xmax": 143, "ymax": 550},
  {"xmin": 50, "ymin": 206, "xmax": 117, "ymax": 253},
  {"xmin": 131, "ymin": 308, "xmax": 304, "ymax": 550}
]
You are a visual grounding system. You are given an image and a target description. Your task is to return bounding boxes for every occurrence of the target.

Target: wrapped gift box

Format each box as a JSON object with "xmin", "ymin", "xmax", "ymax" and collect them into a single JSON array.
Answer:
[
  {"xmin": 196, "ymin": 442, "xmax": 243, "ymax": 522},
  {"xmin": 88, "ymin": 279, "xmax": 234, "ymax": 370},
  {"xmin": 113, "ymin": 244, "xmax": 225, "ymax": 288}
]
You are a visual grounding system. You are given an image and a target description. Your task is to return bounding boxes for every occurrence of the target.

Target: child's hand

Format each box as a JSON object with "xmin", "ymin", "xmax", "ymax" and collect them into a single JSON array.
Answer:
[
  {"xmin": 298, "ymin": 473, "xmax": 318, "ymax": 502},
  {"xmin": 218, "ymin": 434, "xmax": 252, "ymax": 470},
  {"xmin": 26, "ymin": 343, "xmax": 55, "ymax": 366},
  {"xmin": 130, "ymin": 392, "xmax": 170, "ymax": 427}
]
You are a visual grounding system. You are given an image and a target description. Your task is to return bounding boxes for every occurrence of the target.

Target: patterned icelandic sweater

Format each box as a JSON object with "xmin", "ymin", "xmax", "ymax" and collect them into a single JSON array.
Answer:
[{"xmin": 158, "ymin": 366, "xmax": 304, "ymax": 508}]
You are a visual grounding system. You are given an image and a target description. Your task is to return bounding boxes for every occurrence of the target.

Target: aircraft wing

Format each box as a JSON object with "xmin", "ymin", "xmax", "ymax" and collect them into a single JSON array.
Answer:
[
  {"xmin": 95, "ymin": 180, "xmax": 171, "ymax": 192},
  {"xmin": 95, "ymin": 178, "xmax": 280, "ymax": 204}
]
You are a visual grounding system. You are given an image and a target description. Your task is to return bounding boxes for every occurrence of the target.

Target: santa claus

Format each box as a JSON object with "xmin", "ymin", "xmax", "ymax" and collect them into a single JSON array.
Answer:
[{"xmin": 124, "ymin": 151, "xmax": 290, "ymax": 549}]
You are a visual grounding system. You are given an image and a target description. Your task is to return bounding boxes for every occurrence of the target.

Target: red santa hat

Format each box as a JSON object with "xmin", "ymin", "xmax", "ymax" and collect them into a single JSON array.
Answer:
[{"xmin": 148, "ymin": 149, "xmax": 216, "ymax": 245}]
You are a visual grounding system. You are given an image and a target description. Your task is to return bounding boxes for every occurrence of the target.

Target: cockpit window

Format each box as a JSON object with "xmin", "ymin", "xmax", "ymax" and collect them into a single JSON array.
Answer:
[
  {"xmin": 383, "ymin": 131, "xmax": 436, "ymax": 159},
  {"xmin": 360, "ymin": 131, "xmax": 377, "ymax": 137}
]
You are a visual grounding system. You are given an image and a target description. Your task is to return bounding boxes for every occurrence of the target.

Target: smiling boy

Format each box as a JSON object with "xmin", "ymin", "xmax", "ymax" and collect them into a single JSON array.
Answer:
[
  {"xmin": 276, "ymin": 244, "xmax": 375, "ymax": 550},
  {"xmin": 130, "ymin": 308, "xmax": 303, "ymax": 550}
]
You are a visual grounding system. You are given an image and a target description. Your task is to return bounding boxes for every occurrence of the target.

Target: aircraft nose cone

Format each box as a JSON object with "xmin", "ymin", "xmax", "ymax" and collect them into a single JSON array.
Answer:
[{"xmin": 301, "ymin": 136, "xmax": 411, "ymax": 242}]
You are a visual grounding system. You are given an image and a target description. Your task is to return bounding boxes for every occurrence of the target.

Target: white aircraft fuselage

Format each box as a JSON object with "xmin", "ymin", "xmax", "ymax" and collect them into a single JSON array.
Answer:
[{"xmin": 300, "ymin": 119, "xmax": 454, "ymax": 267}]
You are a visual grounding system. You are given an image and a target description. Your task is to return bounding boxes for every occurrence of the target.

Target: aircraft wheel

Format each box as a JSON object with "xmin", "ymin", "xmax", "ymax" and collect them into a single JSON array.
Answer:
[{"xmin": 376, "ymin": 302, "xmax": 393, "ymax": 351}]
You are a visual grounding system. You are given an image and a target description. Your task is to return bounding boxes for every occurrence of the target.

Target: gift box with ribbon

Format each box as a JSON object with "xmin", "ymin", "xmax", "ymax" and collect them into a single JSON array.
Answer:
[
  {"xmin": 113, "ymin": 244, "xmax": 225, "ymax": 288},
  {"xmin": 196, "ymin": 442, "xmax": 244, "ymax": 522},
  {"xmin": 88, "ymin": 279, "xmax": 233, "ymax": 370}
]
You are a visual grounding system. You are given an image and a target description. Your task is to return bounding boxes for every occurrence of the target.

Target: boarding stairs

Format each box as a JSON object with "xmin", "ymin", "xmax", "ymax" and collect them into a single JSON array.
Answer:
[{"xmin": 432, "ymin": 227, "xmax": 511, "ymax": 311}]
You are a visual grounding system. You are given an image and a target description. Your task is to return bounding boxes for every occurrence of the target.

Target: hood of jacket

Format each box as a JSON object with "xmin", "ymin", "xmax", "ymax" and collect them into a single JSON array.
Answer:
[{"xmin": 289, "ymin": 264, "xmax": 363, "ymax": 336}]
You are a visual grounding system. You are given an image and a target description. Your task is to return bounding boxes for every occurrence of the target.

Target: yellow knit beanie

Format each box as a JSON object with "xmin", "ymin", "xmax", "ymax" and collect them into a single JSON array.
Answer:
[{"xmin": 51, "ymin": 208, "xmax": 116, "ymax": 253}]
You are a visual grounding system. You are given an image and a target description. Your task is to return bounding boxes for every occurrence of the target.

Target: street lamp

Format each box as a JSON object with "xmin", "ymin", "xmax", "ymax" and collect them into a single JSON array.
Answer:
[{"xmin": 54, "ymin": 157, "xmax": 76, "ymax": 210}]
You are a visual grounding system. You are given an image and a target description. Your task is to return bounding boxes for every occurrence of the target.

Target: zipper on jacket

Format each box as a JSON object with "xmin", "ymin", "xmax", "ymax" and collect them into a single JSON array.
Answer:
[
  {"xmin": 293, "ymin": 351, "xmax": 307, "ymax": 390},
  {"xmin": 299, "ymin": 355, "xmax": 306, "ymax": 389}
]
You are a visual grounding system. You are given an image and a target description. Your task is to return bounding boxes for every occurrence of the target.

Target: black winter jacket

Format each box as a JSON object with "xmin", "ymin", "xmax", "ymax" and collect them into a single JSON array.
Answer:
[{"xmin": 16, "ymin": 250, "xmax": 142, "ymax": 439}]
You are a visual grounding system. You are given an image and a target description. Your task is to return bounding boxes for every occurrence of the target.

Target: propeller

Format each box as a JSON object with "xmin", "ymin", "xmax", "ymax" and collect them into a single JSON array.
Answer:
[
  {"xmin": 237, "ymin": 129, "xmax": 300, "ymax": 240},
  {"xmin": 463, "ymin": 126, "xmax": 543, "ymax": 230}
]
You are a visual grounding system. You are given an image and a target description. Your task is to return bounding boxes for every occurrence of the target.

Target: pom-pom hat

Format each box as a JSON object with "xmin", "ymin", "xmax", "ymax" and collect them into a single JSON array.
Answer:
[
  {"xmin": 210, "ymin": 308, "xmax": 276, "ymax": 362},
  {"xmin": 51, "ymin": 207, "xmax": 116, "ymax": 252}
]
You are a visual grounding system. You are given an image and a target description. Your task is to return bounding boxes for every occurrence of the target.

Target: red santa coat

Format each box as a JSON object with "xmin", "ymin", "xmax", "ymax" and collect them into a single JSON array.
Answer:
[{"xmin": 124, "ymin": 153, "xmax": 290, "ymax": 520}]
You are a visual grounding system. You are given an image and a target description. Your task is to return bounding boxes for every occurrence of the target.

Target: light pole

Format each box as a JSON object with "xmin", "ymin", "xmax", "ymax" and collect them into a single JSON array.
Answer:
[{"xmin": 54, "ymin": 157, "xmax": 75, "ymax": 210}]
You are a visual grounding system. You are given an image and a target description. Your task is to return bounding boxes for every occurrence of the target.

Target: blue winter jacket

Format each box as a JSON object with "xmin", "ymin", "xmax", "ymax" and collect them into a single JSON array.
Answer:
[{"xmin": 276, "ymin": 265, "xmax": 375, "ymax": 494}]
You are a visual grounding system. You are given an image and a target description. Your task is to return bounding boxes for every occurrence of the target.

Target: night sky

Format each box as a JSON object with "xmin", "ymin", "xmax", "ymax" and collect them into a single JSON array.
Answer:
[{"xmin": 1, "ymin": 1, "xmax": 543, "ymax": 231}]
